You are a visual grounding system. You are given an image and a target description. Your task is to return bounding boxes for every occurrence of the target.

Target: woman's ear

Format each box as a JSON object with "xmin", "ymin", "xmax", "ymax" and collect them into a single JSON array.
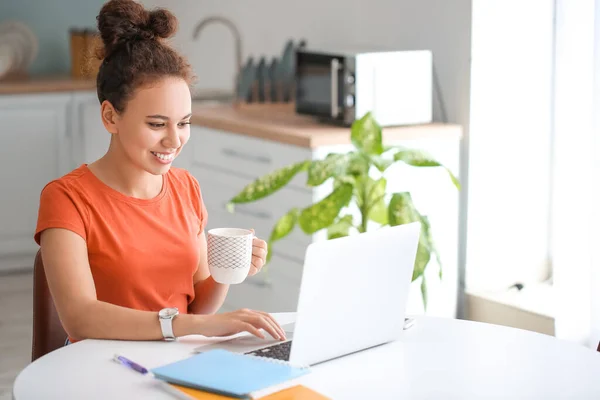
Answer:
[{"xmin": 100, "ymin": 100, "xmax": 119, "ymax": 134}]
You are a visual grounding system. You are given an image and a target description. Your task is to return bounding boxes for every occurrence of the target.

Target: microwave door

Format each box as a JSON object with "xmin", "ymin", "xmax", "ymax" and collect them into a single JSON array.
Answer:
[{"xmin": 296, "ymin": 55, "xmax": 343, "ymax": 120}]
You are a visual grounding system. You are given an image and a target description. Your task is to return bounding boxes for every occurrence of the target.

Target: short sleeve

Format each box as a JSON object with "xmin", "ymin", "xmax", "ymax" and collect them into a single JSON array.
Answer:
[
  {"xmin": 34, "ymin": 181, "xmax": 88, "ymax": 245},
  {"xmin": 188, "ymin": 172, "xmax": 208, "ymax": 234}
]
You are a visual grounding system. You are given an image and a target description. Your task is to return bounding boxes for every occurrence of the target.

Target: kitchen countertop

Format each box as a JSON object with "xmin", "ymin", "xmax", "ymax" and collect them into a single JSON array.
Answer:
[
  {"xmin": 191, "ymin": 103, "xmax": 463, "ymax": 148},
  {"xmin": 0, "ymin": 77, "xmax": 463, "ymax": 149},
  {"xmin": 0, "ymin": 75, "xmax": 96, "ymax": 95}
]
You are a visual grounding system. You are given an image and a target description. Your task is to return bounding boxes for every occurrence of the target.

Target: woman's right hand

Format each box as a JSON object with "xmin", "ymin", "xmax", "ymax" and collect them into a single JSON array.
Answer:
[{"xmin": 196, "ymin": 309, "xmax": 287, "ymax": 341}]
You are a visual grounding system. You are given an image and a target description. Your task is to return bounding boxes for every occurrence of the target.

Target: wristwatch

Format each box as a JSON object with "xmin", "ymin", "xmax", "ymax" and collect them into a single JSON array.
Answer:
[{"xmin": 158, "ymin": 307, "xmax": 179, "ymax": 341}]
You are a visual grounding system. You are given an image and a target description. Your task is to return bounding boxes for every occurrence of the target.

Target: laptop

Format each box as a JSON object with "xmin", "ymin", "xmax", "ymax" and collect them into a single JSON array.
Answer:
[{"xmin": 194, "ymin": 221, "xmax": 421, "ymax": 366}]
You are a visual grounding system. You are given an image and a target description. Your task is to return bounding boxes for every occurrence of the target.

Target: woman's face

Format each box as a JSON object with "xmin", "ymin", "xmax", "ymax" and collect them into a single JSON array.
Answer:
[{"xmin": 110, "ymin": 76, "xmax": 192, "ymax": 175}]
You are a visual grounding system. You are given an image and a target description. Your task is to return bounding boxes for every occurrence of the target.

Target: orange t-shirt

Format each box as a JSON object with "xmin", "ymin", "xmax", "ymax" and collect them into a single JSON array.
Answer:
[{"xmin": 34, "ymin": 164, "xmax": 208, "ymax": 336}]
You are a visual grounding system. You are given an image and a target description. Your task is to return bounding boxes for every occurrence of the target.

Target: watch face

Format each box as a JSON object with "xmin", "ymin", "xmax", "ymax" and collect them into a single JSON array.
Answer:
[{"xmin": 159, "ymin": 307, "xmax": 179, "ymax": 318}]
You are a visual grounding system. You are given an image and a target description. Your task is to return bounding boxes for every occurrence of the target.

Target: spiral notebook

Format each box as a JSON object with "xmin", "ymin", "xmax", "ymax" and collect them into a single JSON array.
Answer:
[{"xmin": 151, "ymin": 349, "xmax": 310, "ymax": 399}]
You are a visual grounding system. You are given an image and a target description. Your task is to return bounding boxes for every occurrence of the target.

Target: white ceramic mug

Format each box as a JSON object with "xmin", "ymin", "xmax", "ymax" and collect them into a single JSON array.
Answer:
[{"xmin": 207, "ymin": 228, "xmax": 253, "ymax": 284}]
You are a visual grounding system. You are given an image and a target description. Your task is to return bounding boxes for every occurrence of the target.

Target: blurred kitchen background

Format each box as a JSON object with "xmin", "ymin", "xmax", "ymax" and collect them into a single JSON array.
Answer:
[{"xmin": 2, "ymin": 0, "xmax": 600, "ymax": 398}]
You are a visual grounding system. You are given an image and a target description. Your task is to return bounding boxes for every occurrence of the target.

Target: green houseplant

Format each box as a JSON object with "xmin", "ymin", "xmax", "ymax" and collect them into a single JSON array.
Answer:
[{"xmin": 227, "ymin": 112, "xmax": 460, "ymax": 308}]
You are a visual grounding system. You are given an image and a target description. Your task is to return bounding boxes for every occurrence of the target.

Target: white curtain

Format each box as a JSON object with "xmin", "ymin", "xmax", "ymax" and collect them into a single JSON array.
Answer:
[{"xmin": 552, "ymin": 0, "xmax": 600, "ymax": 348}]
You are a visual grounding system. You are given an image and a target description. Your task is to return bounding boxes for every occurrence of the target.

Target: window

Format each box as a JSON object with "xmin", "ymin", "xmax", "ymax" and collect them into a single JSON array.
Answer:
[{"xmin": 467, "ymin": 0, "xmax": 555, "ymax": 292}]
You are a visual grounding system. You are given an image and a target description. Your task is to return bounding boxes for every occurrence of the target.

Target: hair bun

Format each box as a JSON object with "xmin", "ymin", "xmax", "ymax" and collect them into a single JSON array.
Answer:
[
  {"xmin": 97, "ymin": 0, "xmax": 177, "ymax": 57},
  {"xmin": 148, "ymin": 9, "xmax": 177, "ymax": 39}
]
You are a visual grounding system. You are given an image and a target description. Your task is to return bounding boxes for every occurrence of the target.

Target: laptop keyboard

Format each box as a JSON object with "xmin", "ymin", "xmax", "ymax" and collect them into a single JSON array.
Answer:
[{"xmin": 245, "ymin": 340, "xmax": 292, "ymax": 361}]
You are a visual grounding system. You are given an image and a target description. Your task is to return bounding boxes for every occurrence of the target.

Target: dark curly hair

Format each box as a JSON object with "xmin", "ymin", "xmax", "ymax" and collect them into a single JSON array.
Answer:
[{"xmin": 95, "ymin": 0, "xmax": 194, "ymax": 112}]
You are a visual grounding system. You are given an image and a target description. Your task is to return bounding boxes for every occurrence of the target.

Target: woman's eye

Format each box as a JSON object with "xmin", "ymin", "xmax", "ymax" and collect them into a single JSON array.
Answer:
[
  {"xmin": 148, "ymin": 122, "xmax": 164, "ymax": 128},
  {"xmin": 178, "ymin": 121, "xmax": 191, "ymax": 127}
]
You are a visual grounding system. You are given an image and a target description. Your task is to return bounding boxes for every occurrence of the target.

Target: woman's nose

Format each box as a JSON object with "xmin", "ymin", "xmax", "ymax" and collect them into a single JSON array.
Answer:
[{"xmin": 163, "ymin": 125, "xmax": 182, "ymax": 149}]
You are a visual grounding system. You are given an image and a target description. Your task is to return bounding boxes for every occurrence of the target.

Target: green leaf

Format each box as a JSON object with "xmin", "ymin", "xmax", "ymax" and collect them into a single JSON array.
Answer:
[
  {"xmin": 365, "ymin": 178, "xmax": 388, "ymax": 225},
  {"xmin": 298, "ymin": 183, "xmax": 353, "ymax": 234},
  {"xmin": 446, "ymin": 169, "xmax": 461, "ymax": 191},
  {"xmin": 346, "ymin": 152, "xmax": 371, "ymax": 177},
  {"xmin": 388, "ymin": 192, "xmax": 432, "ymax": 282},
  {"xmin": 265, "ymin": 208, "xmax": 300, "ymax": 266},
  {"xmin": 229, "ymin": 161, "xmax": 310, "ymax": 204},
  {"xmin": 394, "ymin": 148, "xmax": 441, "ymax": 167},
  {"xmin": 370, "ymin": 155, "xmax": 394, "ymax": 172},
  {"xmin": 420, "ymin": 274, "xmax": 428, "ymax": 310},
  {"xmin": 334, "ymin": 175, "xmax": 356, "ymax": 189},
  {"xmin": 419, "ymin": 215, "xmax": 443, "ymax": 279},
  {"xmin": 269, "ymin": 208, "xmax": 299, "ymax": 243},
  {"xmin": 327, "ymin": 215, "xmax": 354, "ymax": 239},
  {"xmin": 388, "ymin": 192, "xmax": 420, "ymax": 226},
  {"xmin": 354, "ymin": 176, "xmax": 367, "ymax": 209},
  {"xmin": 413, "ymin": 235, "xmax": 432, "ymax": 281},
  {"xmin": 307, "ymin": 154, "xmax": 348, "ymax": 187},
  {"xmin": 393, "ymin": 149, "xmax": 461, "ymax": 190},
  {"xmin": 369, "ymin": 198, "xmax": 388, "ymax": 225},
  {"xmin": 351, "ymin": 112, "xmax": 384, "ymax": 155}
]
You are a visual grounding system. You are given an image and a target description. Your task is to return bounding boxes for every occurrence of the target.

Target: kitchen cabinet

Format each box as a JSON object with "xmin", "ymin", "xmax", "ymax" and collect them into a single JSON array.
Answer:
[
  {"xmin": 70, "ymin": 92, "xmax": 110, "ymax": 166},
  {"xmin": 0, "ymin": 90, "xmax": 109, "ymax": 272},
  {"xmin": 0, "ymin": 93, "xmax": 71, "ymax": 271}
]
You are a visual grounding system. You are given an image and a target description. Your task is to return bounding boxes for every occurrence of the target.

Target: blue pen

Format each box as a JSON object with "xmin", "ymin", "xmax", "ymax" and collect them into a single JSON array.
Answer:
[{"xmin": 112, "ymin": 354, "xmax": 194, "ymax": 400}]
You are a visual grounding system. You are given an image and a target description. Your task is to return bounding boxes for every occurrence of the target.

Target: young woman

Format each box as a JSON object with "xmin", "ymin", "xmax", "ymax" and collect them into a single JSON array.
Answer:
[{"xmin": 34, "ymin": 0, "xmax": 286, "ymax": 344}]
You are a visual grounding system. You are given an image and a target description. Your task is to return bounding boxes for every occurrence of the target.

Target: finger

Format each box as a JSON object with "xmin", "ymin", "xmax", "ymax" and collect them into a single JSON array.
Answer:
[
  {"xmin": 262, "ymin": 312, "xmax": 286, "ymax": 340},
  {"xmin": 252, "ymin": 247, "xmax": 267, "ymax": 260},
  {"xmin": 247, "ymin": 265, "xmax": 259, "ymax": 276},
  {"xmin": 251, "ymin": 256, "xmax": 264, "ymax": 270},
  {"xmin": 257, "ymin": 311, "xmax": 286, "ymax": 340},
  {"xmin": 252, "ymin": 238, "xmax": 267, "ymax": 249},
  {"xmin": 250, "ymin": 315, "xmax": 282, "ymax": 340},
  {"xmin": 239, "ymin": 321, "xmax": 265, "ymax": 339}
]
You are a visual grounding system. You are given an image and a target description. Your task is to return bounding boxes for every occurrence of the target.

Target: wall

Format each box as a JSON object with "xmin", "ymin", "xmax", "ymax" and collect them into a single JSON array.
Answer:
[
  {"xmin": 0, "ymin": 0, "xmax": 105, "ymax": 75},
  {"xmin": 140, "ymin": 0, "xmax": 471, "ymax": 121},
  {"xmin": 142, "ymin": 0, "xmax": 472, "ymax": 317},
  {"xmin": 140, "ymin": 0, "xmax": 363, "ymax": 96}
]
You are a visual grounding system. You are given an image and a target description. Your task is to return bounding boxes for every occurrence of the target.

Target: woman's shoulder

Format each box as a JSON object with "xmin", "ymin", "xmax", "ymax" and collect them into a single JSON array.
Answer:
[
  {"xmin": 40, "ymin": 164, "xmax": 93, "ymax": 196},
  {"xmin": 167, "ymin": 167, "xmax": 200, "ymax": 190}
]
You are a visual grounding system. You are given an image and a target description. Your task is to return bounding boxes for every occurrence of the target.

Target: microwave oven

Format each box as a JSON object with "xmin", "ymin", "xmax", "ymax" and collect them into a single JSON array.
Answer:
[{"xmin": 294, "ymin": 48, "xmax": 433, "ymax": 127}]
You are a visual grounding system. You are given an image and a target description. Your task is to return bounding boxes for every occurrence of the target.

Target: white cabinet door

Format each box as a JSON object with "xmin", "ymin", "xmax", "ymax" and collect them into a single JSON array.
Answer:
[
  {"xmin": 70, "ymin": 92, "xmax": 111, "ymax": 167},
  {"xmin": 190, "ymin": 126, "xmax": 312, "ymax": 190},
  {"xmin": 0, "ymin": 93, "xmax": 71, "ymax": 271}
]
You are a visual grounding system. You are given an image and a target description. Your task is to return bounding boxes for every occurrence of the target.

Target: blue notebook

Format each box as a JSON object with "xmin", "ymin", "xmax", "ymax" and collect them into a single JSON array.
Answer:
[{"xmin": 150, "ymin": 349, "xmax": 310, "ymax": 399}]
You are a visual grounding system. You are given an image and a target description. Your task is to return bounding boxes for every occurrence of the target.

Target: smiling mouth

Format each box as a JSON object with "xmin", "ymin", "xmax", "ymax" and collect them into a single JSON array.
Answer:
[{"xmin": 151, "ymin": 151, "xmax": 175, "ymax": 161}]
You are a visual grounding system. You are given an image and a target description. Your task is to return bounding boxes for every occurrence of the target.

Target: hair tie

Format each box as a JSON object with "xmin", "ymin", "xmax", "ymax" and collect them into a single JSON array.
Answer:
[{"xmin": 136, "ymin": 29, "xmax": 155, "ymax": 41}]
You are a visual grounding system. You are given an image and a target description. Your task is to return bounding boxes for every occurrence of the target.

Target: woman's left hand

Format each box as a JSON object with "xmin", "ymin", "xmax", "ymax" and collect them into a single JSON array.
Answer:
[{"xmin": 249, "ymin": 230, "xmax": 268, "ymax": 276}]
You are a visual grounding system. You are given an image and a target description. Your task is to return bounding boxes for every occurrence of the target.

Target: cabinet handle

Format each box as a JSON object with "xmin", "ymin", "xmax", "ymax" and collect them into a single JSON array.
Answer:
[
  {"xmin": 331, "ymin": 58, "xmax": 340, "ymax": 118},
  {"xmin": 221, "ymin": 148, "xmax": 271, "ymax": 164},
  {"xmin": 223, "ymin": 202, "xmax": 271, "ymax": 220}
]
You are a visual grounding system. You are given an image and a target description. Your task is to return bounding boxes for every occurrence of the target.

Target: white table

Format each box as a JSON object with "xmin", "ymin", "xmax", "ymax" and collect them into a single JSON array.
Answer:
[{"xmin": 13, "ymin": 313, "xmax": 600, "ymax": 399}]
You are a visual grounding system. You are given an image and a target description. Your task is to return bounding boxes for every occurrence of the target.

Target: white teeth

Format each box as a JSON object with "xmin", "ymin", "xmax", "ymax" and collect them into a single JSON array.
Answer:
[{"xmin": 152, "ymin": 152, "xmax": 174, "ymax": 161}]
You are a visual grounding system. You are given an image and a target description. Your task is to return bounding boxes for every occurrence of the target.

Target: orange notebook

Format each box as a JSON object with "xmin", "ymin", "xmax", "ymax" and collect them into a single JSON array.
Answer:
[{"xmin": 171, "ymin": 384, "xmax": 330, "ymax": 400}]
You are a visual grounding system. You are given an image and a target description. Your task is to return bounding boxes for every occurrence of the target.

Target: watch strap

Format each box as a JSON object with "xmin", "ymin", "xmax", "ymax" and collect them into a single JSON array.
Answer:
[{"xmin": 159, "ymin": 312, "xmax": 176, "ymax": 340}]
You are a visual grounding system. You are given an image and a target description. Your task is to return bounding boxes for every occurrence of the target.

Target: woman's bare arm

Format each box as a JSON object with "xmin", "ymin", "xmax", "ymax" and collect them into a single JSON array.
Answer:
[
  {"xmin": 40, "ymin": 228, "xmax": 202, "ymax": 341},
  {"xmin": 40, "ymin": 228, "xmax": 284, "ymax": 341},
  {"xmin": 188, "ymin": 233, "xmax": 230, "ymax": 315}
]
